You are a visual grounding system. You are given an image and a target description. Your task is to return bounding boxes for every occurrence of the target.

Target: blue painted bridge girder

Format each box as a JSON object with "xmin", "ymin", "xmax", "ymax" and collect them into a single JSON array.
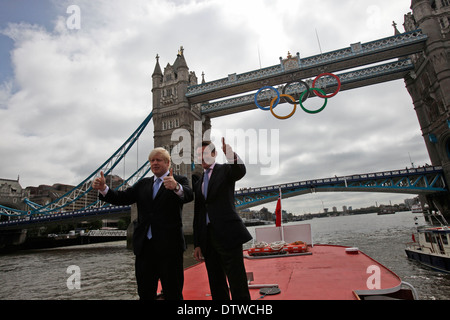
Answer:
[
  {"xmin": 235, "ymin": 166, "xmax": 447, "ymax": 210},
  {"xmin": 0, "ymin": 205, "xmax": 131, "ymax": 230}
]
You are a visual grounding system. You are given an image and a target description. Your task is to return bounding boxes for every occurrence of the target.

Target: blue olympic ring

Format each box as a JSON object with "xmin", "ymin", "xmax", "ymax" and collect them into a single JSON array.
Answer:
[{"xmin": 254, "ymin": 86, "xmax": 280, "ymax": 111}]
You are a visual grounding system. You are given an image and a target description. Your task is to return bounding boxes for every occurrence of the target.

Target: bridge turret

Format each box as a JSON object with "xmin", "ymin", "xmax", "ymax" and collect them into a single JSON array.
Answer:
[{"xmin": 151, "ymin": 48, "xmax": 203, "ymax": 237}]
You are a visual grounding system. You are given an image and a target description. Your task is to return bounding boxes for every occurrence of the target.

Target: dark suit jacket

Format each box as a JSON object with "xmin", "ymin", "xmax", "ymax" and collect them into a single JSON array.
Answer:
[
  {"xmin": 193, "ymin": 158, "xmax": 252, "ymax": 253},
  {"xmin": 99, "ymin": 174, "xmax": 193, "ymax": 256}
]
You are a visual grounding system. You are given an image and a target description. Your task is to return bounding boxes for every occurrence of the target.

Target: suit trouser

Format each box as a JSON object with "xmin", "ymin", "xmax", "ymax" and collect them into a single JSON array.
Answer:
[
  {"xmin": 135, "ymin": 238, "xmax": 184, "ymax": 300},
  {"xmin": 204, "ymin": 225, "xmax": 251, "ymax": 300}
]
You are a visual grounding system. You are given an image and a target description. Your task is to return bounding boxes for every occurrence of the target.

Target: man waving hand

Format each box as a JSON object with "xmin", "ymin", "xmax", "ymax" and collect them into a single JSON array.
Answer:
[{"xmin": 193, "ymin": 138, "xmax": 252, "ymax": 300}]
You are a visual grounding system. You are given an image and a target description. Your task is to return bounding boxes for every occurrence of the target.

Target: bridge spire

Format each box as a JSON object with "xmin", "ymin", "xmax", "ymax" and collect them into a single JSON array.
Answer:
[
  {"xmin": 392, "ymin": 21, "xmax": 400, "ymax": 35},
  {"xmin": 152, "ymin": 54, "xmax": 162, "ymax": 77}
]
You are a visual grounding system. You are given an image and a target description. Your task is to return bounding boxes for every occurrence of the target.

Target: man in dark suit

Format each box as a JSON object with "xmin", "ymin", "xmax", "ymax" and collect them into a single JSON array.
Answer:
[
  {"xmin": 92, "ymin": 147, "xmax": 193, "ymax": 300},
  {"xmin": 193, "ymin": 139, "xmax": 252, "ymax": 300}
]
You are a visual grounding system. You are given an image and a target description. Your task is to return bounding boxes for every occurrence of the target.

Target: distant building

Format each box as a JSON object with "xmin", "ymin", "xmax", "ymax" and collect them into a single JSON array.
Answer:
[
  {"xmin": 0, "ymin": 173, "xmax": 128, "ymax": 227},
  {"xmin": 24, "ymin": 174, "xmax": 126, "ymax": 212},
  {"xmin": 0, "ymin": 177, "xmax": 27, "ymax": 211}
]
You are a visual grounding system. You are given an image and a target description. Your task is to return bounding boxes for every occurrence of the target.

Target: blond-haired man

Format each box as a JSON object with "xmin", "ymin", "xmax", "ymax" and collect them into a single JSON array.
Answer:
[{"xmin": 93, "ymin": 147, "xmax": 193, "ymax": 300}]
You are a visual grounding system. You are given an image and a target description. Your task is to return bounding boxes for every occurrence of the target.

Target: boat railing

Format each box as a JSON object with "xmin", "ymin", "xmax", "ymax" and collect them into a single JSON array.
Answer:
[
  {"xmin": 405, "ymin": 241, "xmax": 422, "ymax": 251},
  {"xmin": 254, "ymin": 224, "xmax": 313, "ymax": 246},
  {"xmin": 401, "ymin": 282, "xmax": 419, "ymax": 300}
]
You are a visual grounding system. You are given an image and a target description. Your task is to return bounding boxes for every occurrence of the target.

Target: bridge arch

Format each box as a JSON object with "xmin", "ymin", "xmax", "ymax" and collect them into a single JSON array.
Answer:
[{"xmin": 235, "ymin": 167, "xmax": 446, "ymax": 210}]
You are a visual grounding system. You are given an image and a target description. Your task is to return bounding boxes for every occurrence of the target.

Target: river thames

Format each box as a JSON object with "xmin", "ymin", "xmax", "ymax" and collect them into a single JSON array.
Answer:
[{"xmin": 1, "ymin": 211, "xmax": 449, "ymax": 300}]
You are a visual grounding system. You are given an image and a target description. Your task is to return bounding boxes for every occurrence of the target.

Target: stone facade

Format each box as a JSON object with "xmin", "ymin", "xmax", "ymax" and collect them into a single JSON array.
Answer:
[
  {"xmin": 0, "ymin": 178, "xmax": 26, "ymax": 212},
  {"xmin": 151, "ymin": 48, "xmax": 210, "ymax": 235},
  {"xmin": 403, "ymin": 0, "xmax": 450, "ymax": 217}
]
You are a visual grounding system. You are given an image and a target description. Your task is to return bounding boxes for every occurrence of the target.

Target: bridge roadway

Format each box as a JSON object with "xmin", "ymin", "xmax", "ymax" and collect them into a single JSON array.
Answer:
[
  {"xmin": 0, "ymin": 166, "xmax": 446, "ymax": 230},
  {"xmin": 0, "ymin": 205, "xmax": 132, "ymax": 230}
]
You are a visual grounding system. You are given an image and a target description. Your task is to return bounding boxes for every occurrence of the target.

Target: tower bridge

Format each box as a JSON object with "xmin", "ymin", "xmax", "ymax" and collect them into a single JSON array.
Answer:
[{"xmin": 0, "ymin": 0, "xmax": 449, "ymax": 247}]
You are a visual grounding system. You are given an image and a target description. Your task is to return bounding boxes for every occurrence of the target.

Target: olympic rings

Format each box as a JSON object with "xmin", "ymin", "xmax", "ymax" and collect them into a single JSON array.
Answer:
[
  {"xmin": 254, "ymin": 72, "xmax": 340, "ymax": 119},
  {"xmin": 270, "ymin": 94, "xmax": 297, "ymax": 120}
]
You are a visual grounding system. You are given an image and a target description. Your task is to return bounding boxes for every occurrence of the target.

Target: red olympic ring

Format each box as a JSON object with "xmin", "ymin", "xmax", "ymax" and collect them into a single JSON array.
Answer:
[{"xmin": 312, "ymin": 73, "xmax": 341, "ymax": 98}]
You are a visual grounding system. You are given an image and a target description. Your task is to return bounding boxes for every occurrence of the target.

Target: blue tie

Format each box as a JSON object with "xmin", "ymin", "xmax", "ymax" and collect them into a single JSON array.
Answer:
[
  {"xmin": 203, "ymin": 169, "xmax": 210, "ymax": 198},
  {"xmin": 153, "ymin": 177, "xmax": 161, "ymax": 199},
  {"xmin": 204, "ymin": 169, "xmax": 210, "ymax": 224},
  {"xmin": 148, "ymin": 177, "xmax": 161, "ymax": 239}
]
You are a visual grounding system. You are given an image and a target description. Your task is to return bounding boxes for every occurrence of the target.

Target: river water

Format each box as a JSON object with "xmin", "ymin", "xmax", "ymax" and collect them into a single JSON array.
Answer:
[{"xmin": 1, "ymin": 211, "xmax": 449, "ymax": 300}]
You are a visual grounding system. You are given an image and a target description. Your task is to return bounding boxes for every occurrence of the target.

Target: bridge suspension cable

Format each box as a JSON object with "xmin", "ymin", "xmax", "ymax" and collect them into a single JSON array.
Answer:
[{"xmin": 0, "ymin": 111, "xmax": 153, "ymax": 217}]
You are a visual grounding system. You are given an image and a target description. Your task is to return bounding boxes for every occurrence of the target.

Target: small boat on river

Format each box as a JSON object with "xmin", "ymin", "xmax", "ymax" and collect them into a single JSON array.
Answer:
[
  {"xmin": 378, "ymin": 205, "xmax": 396, "ymax": 215},
  {"xmin": 405, "ymin": 224, "xmax": 450, "ymax": 273}
]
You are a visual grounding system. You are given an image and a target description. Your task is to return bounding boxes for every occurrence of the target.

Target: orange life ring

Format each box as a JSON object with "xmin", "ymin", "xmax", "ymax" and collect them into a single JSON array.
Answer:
[
  {"xmin": 284, "ymin": 242, "xmax": 308, "ymax": 253},
  {"xmin": 248, "ymin": 241, "xmax": 308, "ymax": 256},
  {"xmin": 248, "ymin": 246, "xmax": 285, "ymax": 256}
]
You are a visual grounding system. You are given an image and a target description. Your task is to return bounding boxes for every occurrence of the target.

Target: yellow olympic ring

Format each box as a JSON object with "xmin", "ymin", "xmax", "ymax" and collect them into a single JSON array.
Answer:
[{"xmin": 270, "ymin": 94, "xmax": 296, "ymax": 120}]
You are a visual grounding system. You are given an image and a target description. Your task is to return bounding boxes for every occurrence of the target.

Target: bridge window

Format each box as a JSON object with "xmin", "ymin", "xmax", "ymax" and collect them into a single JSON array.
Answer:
[{"xmin": 446, "ymin": 138, "xmax": 450, "ymax": 160}]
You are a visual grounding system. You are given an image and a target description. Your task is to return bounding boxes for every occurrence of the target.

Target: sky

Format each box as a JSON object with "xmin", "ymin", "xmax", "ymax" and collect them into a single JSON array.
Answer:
[{"xmin": 0, "ymin": 0, "xmax": 431, "ymax": 215}]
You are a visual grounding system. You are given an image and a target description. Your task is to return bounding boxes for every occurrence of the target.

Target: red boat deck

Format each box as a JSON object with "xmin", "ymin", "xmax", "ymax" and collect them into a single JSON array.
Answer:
[{"xmin": 182, "ymin": 244, "xmax": 403, "ymax": 300}]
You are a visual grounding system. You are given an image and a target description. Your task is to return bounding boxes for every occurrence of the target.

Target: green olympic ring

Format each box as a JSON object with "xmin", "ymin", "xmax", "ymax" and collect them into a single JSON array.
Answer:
[{"xmin": 299, "ymin": 88, "xmax": 327, "ymax": 114}]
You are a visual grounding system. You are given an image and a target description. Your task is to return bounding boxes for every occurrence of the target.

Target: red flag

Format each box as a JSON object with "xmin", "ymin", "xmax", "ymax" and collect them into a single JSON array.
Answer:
[{"xmin": 275, "ymin": 187, "xmax": 282, "ymax": 227}]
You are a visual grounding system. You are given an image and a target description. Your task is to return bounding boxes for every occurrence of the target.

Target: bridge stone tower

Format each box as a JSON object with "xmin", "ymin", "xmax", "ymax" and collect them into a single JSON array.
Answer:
[
  {"xmin": 151, "ymin": 47, "xmax": 209, "ymax": 236},
  {"xmin": 403, "ymin": 0, "xmax": 450, "ymax": 218}
]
